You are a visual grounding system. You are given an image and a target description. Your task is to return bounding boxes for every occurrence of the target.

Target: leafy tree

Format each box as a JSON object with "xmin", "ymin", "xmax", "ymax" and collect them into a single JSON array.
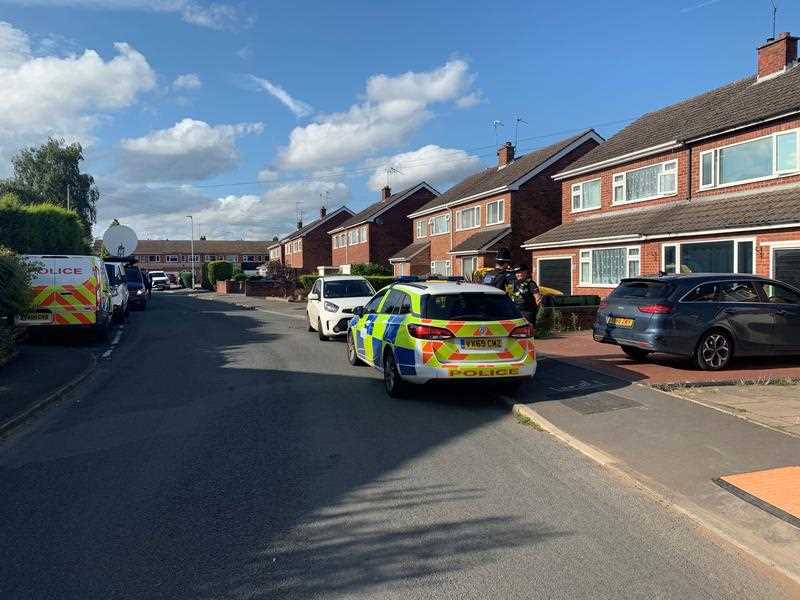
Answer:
[{"xmin": 5, "ymin": 138, "xmax": 99, "ymax": 235}]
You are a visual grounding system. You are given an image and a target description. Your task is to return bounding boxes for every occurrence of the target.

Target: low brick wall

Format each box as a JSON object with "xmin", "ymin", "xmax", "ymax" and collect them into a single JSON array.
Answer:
[
  {"xmin": 216, "ymin": 280, "xmax": 244, "ymax": 294},
  {"xmin": 244, "ymin": 280, "xmax": 294, "ymax": 298}
]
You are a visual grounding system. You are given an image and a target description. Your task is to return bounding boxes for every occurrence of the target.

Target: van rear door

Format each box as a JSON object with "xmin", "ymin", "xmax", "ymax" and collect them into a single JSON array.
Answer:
[
  {"xmin": 49, "ymin": 256, "xmax": 99, "ymax": 326},
  {"xmin": 17, "ymin": 255, "xmax": 56, "ymax": 325}
]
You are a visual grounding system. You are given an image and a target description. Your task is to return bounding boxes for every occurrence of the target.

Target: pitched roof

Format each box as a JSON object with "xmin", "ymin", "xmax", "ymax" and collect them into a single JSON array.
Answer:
[
  {"xmin": 523, "ymin": 184, "xmax": 800, "ymax": 248},
  {"xmin": 328, "ymin": 182, "xmax": 438, "ymax": 233},
  {"xmin": 449, "ymin": 225, "xmax": 511, "ymax": 254},
  {"xmin": 134, "ymin": 240, "xmax": 270, "ymax": 254},
  {"xmin": 409, "ymin": 130, "xmax": 602, "ymax": 217},
  {"xmin": 562, "ymin": 65, "xmax": 800, "ymax": 175},
  {"xmin": 389, "ymin": 240, "xmax": 430, "ymax": 262},
  {"xmin": 278, "ymin": 206, "xmax": 353, "ymax": 244}
]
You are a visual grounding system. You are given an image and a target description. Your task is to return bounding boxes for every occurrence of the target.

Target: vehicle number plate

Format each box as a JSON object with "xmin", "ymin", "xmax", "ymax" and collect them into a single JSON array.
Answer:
[
  {"xmin": 462, "ymin": 338, "xmax": 502, "ymax": 350},
  {"xmin": 16, "ymin": 312, "xmax": 52, "ymax": 324},
  {"xmin": 607, "ymin": 316, "xmax": 634, "ymax": 328}
]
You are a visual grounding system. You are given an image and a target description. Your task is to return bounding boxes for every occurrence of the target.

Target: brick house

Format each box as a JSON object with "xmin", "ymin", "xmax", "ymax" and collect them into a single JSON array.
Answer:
[
  {"xmin": 390, "ymin": 131, "xmax": 602, "ymax": 278},
  {"xmin": 524, "ymin": 32, "xmax": 800, "ymax": 296},
  {"xmin": 132, "ymin": 239, "xmax": 269, "ymax": 275},
  {"xmin": 327, "ymin": 182, "xmax": 438, "ymax": 270},
  {"xmin": 276, "ymin": 206, "xmax": 353, "ymax": 271},
  {"xmin": 266, "ymin": 239, "xmax": 283, "ymax": 264}
]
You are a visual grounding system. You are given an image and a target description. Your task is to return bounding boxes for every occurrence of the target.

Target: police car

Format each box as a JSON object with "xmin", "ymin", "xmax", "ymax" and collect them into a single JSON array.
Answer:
[{"xmin": 346, "ymin": 281, "xmax": 536, "ymax": 397}]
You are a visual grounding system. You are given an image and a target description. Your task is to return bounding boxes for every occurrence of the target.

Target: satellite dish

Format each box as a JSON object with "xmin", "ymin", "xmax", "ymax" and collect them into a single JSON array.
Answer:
[{"xmin": 102, "ymin": 224, "xmax": 138, "ymax": 257}]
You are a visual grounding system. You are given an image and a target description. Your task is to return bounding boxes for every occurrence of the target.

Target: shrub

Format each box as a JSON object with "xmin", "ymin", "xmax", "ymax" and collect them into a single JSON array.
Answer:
[
  {"xmin": 534, "ymin": 296, "xmax": 557, "ymax": 337},
  {"xmin": 351, "ymin": 263, "xmax": 391, "ymax": 276},
  {"xmin": 0, "ymin": 247, "xmax": 36, "ymax": 319},
  {"xmin": 179, "ymin": 271, "xmax": 193, "ymax": 288},
  {"xmin": 232, "ymin": 272, "xmax": 248, "ymax": 282},
  {"xmin": 365, "ymin": 275, "xmax": 395, "ymax": 291},
  {"xmin": 299, "ymin": 274, "xmax": 319, "ymax": 292},
  {"xmin": 0, "ymin": 197, "xmax": 88, "ymax": 254},
  {"xmin": 206, "ymin": 261, "xmax": 234, "ymax": 287}
]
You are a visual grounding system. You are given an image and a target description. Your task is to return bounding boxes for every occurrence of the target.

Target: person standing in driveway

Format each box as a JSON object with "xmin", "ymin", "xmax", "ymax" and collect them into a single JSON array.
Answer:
[
  {"xmin": 482, "ymin": 248, "xmax": 514, "ymax": 291},
  {"xmin": 512, "ymin": 264, "xmax": 541, "ymax": 325}
]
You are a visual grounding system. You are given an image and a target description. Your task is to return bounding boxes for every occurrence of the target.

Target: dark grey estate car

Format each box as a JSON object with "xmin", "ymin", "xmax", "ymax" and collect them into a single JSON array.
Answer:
[{"xmin": 593, "ymin": 274, "xmax": 800, "ymax": 370}]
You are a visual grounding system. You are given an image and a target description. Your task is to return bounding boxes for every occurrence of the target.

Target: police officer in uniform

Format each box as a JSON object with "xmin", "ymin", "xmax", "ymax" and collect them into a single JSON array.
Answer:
[
  {"xmin": 482, "ymin": 248, "xmax": 513, "ymax": 291},
  {"xmin": 512, "ymin": 263, "xmax": 542, "ymax": 324}
]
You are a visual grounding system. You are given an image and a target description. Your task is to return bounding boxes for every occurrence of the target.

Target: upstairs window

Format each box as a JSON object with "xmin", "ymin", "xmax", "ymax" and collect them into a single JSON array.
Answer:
[
  {"xmin": 700, "ymin": 129, "xmax": 800, "ymax": 189},
  {"xmin": 613, "ymin": 160, "xmax": 677, "ymax": 204},
  {"xmin": 455, "ymin": 206, "xmax": 480, "ymax": 230},
  {"xmin": 571, "ymin": 179, "xmax": 601, "ymax": 212},
  {"xmin": 415, "ymin": 220, "xmax": 427, "ymax": 238},
  {"xmin": 486, "ymin": 199, "xmax": 504, "ymax": 225},
  {"xmin": 429, "ymin": 213, "xmax": 450, "ymax": 235}
]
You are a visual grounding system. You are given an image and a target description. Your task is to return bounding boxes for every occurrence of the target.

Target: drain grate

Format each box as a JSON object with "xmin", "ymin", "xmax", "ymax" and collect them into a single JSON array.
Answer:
[{"xmin": 559, "ymin": 392, "xmax": 641, "ymax": 415}]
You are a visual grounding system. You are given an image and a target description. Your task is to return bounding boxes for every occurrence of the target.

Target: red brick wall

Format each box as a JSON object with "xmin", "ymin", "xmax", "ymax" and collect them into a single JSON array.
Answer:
[
  {"xmin": 284, "ymin": 211, "xmax": 352, "ymax": 271},
  {"xmin": 757, "ymin": 33, "xmax": 797, "ymax": 78}
]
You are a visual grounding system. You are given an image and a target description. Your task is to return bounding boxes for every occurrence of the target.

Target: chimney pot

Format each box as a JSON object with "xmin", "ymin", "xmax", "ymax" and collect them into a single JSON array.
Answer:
[
  {"xmin": 497, "ymin": 141, "xmax": 515, "ymax": 167},
  {"xmin": 320, "ymin": 206, "xmax": 327, "ymax": 218},
  {"xmin": 381, "ymin": 185, "xmax": 391, "ymax": 201},
  {"xmin": 757, "ymin": 31, "xmax": 797, "ymax": 79},
  {"xmin": 297, "ymin": 220, "xmax": 303, "ymax": 230}
]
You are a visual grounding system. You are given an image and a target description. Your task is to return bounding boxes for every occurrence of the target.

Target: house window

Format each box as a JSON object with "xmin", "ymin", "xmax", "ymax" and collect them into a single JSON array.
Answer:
[
  {"xmin": 613, "ymin": 160, "xmax": 677, "ymax": 204},
  {"xmin": 571, "ymin": 179, "xmax": 601, "ymax": 211},
  {"xmin": 147, "ymin": 255, "xmax": 161, "ymax": 262},
  {"xmin": 662, "ymin": 240, "xmax": 754, "ymax": 274},
  {"xmin": 226, "ymin": 255, "xmax": 238, "ymax": 262},
  {"xmin": 461, "ymin": 256, "xmax": 478, "ymax": 278},
  {"xmin": 429, "ymin": 214, "xmax": 450, "ymax": 235},
  {"xmin": 166, "ymin": 255, "xmax": 179, "ymax": 263},
  {"xmin": 186, "ymin": 254, "xmax": 198, "ymax": 263},
  {"xmin": 455, "ymin": 206, "xmax": 480, "ymax": 230},
  {"xmin": 360, "ymin": 225, "xmax": 367, "ymax": 243},
  {"xmin": 348, "ymin": 229, "xmax": 358, "ymax": 245},
  {"xmin": 431, "ymin": 260, "xmax": 451, "ymax": 276},
  {"xmin": 486, "ymin": 199, "xmax": 504, "ymax": 225},
  {"xmin": 700, "ymin": 129, "xmax": 800, "ymax": 189},
  {"xmin": 579, "ymin": 246, "xmax": 640, "ymax": 286},
  {"xmin": 415, "ymin": 220, "xmax": 427, "ymax": 238},
  {"xmin": 243, "ymin": 255, "xmax": 256, "ymax": 262}
]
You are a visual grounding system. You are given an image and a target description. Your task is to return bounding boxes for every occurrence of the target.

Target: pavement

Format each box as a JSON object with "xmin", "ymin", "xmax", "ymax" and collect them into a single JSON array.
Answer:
[{"xmin": 0, "ymin": 292, "xmax": 798, "ymax": 599}]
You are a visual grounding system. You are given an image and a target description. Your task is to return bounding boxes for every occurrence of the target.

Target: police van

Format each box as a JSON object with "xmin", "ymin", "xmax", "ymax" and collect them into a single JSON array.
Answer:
[{"xmin": 18, "ymin": 255, "xmax": 114, "ymax": 340}]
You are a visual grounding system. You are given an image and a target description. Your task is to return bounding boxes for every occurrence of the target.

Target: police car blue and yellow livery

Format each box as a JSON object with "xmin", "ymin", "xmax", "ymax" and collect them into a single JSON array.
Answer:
[{"xmin": 346, "ymin": 281, "xmax": 536, "ymax": 396}]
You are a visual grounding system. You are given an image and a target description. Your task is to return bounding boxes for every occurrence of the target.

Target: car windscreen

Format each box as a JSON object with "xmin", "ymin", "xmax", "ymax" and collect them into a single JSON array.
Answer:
[
  {"xmin": 422, "ymin": 293, "xmax": 521, "ymax": 321},
  {"xmin": 104, "ymin": 264, "xmax": 118, "ymax": 282},
  {"xmin": 150, "ymin": 272, "xmax": 166, "ymax": 277},
  {"xmin": 125, "ymin": 268, "xmax": 142, "ymax": 283},
  {"xmin": 609, "ymin": 280, "xmax": 671, "ymax": 300},
  {"xmin": 323, "ymin": 280, "xmax": 374, "ymax": 299}
]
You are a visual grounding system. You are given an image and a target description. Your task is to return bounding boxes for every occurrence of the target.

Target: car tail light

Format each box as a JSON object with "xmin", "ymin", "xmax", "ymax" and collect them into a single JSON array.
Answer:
[
  {"xmin": 509, "ymin": 324, "xmax": 534, "ymax": 338},
  {"xmin": 407, "ymin": 323, "xmax": 454, "ymax": 340},
  {"xmin": 638, "ymin": 303, "xmax": 672, "ymax": 314}
]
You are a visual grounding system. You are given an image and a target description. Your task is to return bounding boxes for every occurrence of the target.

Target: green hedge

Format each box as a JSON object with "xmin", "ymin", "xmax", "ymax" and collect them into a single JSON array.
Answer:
[
  {"xmin": 179, "ymin": 271, "xmax": 193, "ymax": 288},
  {"xmin": 0, "ymin": 197, "xmax": 88, "ymax": 254},
  {"xmin": 350, "ymin": 262, "xmax": 391, "ymax": 276},
  {"xmin": 299, "ymin": 274, "xmax": 395, "ymax": 294},
  {"xmin": 207, "ymin": 261, "xmax": 234, "ymax": 287},
  {"xmin": 0, "ymin": 247, "xmax": 37, "ymax": 363},
  {"xmin": 232, "ymin": 272, "xmax": 248, "ymax": 282}
]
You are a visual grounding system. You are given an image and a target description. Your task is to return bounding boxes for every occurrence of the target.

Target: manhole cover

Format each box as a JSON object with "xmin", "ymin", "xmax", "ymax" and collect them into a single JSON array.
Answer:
[{"xmin": 560, "ymin": 392, "xmax": 641, "ymax": 415}]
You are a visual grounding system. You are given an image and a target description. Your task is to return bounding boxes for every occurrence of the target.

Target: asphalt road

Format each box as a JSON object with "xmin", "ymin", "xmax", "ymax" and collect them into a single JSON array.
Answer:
[{"xmin": 1, "ymin": 292, "xmax": 797, "ymax": 600}]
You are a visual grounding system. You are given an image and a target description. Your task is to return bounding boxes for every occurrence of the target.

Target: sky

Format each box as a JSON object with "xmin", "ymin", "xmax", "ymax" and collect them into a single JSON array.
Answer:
[{"xmin": 1, "ymin": 0, "xmax": 798, "ymax": 242}]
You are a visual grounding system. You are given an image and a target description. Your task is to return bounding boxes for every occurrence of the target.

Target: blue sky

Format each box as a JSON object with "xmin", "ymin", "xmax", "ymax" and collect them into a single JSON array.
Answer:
[{"xmin": 1, "ymin": 0, "xmax": 798, "ymax": 240}]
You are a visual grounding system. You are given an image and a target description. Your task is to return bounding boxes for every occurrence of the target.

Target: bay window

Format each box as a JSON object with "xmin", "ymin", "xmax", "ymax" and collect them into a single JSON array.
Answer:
[
  {"xmin": 662, "ymin": 240, "xmax": 754, "ymax": 274},
  {"xmin": 571, "ymin": 178, "xmax": 601, "ymax": 211},
  {"xmin": 612, "ymin": 160, "xmax": 677, "ymax": 204},
  {"xmin": 456, "ymin": 206, "xmax": 480, "ymax": 230},
  {"xmin": 700, "ymin": 129, "xmax": 800, "ymax": 189},
  {"xmin": 579, "ymin": 246, "xmax": 640, "ymax": 286},
  {"xmin": 429, "ymin": 213, "xmax": 450, "ymax": 235},
  {"xmin": 486, "ymin": 199, "xmax": 504, "ymax": 225}
]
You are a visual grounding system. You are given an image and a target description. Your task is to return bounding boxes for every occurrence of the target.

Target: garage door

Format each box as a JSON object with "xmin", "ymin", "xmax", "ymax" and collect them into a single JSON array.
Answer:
[
  {"xmin": 774, "ymin": 249, "xmax": 800, "ymax": 288},
  {"xmin": 538, "ymin": 258, "xmax": 571, "ymax": 294}
]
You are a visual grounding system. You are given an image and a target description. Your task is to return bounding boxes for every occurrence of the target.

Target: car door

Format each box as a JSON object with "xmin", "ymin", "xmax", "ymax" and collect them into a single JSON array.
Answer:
[
  {"xmin": 369, "ymin": 290, "xmax": 404, "ymax": 367},
  {"xmin": 307, "ymin": 279, "xmax": 321, "ymax": 323},
  {"xmin": 713, "ymin": 280, "xmax": 772, "ymax": 355},
  {"xmin": 354, "ymin": 288, "xmax": 389, "ymax": 362},
  {"xmin": 755, "ymin": 280, "xmax": 800, "ymax": 354}
]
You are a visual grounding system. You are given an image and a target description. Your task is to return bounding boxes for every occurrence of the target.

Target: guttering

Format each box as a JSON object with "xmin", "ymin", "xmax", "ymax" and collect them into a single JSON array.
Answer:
[
  {"xmin": 553, "ymin": 140, "xmax": 682, "ymax": 181},
  {"xmin": 523, "ymin": 234, "xmax": 642, "ymax": 250}
]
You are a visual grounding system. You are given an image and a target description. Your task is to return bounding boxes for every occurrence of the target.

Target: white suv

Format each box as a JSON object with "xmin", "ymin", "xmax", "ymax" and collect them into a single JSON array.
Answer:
[
  {"xmin": 149, "ymin": 270, "xmax": 169, "ymax": 290},
  {"xmin": 307, "ymin": 275, "xmax": 375, "ymax": 340}
]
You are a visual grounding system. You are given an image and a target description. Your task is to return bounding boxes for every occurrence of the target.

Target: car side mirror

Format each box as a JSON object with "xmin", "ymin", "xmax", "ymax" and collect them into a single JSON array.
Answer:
[
  {"xmin": 308, "ymin": 292, "xmax": 319, "ymax": 300},
  {"xmin": 352, "ymin": 306, "xmax": 364, "ymax": 316}
]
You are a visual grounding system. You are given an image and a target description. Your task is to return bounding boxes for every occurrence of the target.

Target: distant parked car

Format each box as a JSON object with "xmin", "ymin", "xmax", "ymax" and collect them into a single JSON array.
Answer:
[
  {"xmin": 167, "ymin": 272, "xmax": 178, "ymax": 285},
  {"xmin": 104, "ymin": 261, "xmax": 129, "ymax": 321},
  {"xmin": 148, "ymin": 270, "xmax": 169, "ymax": 290},
  {"xmin": 593, "ymin": 274, "xmax": 800, "ymax": 370},
  {"xmin": 306, "ymin": 275, "xmax": 375, "ymax": 340},
  {"xmin": 125, "ymin": 266, "xmax": 149, "ymax": 310}
]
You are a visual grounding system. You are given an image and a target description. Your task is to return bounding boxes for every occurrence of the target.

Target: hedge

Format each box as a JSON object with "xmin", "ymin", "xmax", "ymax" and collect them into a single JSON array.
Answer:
[
  {"xmin": 206, "ymin": 261, "xmax": 234, "ymax": 287},
  {"xmin": 179, "ymin": 271, "xmax": 193, "ymax": 288},
  {"xmin": 0, "ymin": 197, "xmax": 88, "ymax": 254},
  {"xmin": 0, "ymin": 247, "xmax": 37, "ymax": 363},
  {"xmin": 350, "ymin": 263, "xmax": 391, "ymax": 276},
  {"xmin": 299, "ymin": 274, "xmax": 395, "ymax": 294}
]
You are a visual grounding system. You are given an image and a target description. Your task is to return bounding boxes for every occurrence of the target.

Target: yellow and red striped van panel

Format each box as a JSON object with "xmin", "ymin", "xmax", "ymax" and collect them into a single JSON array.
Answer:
[{"xmin": 28, "ymin": 275, "xmax": 99, "ymax": 325}]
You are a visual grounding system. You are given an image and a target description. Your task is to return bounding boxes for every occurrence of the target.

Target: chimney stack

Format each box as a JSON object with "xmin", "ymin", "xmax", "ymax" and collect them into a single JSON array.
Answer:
[
  {"xmin": 297, "ymin": 219, "xmax": 303, "ymax": 230},
  {"xmin": 320, "ymin": 206, "xmax": 327, "ymax": 218},
  {"xmin": 381, "ymin": 185, "xmax": 391, "ymax": 201},
  {"xmin": 757, "ymin": 31, "xmax": 798, "ymax": 79},
  {"xmin": 497, "ymin": 141, "xmax": 515, "ymax": 167}
]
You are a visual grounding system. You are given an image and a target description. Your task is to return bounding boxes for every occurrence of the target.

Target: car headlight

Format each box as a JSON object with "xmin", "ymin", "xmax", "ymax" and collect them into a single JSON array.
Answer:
[
  {"xmin": 136, "ymin": 289, "xmax": 144, "ymax": 295},
  {"xmin": 324, "ymin": 301, "xmax": 339, "ymax": 312}
]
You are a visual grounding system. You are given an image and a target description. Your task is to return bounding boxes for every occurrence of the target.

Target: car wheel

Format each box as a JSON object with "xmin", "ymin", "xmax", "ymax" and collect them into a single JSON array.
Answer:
[
  {"xmin": 318, "ymin": 318, "xmax": 328, "ymax": 341},
  {"xmin": 621, "ymin": 345, "xmax": 652, "ymax": 361},
  {"xmin": 695, "ymin": 330, "xmax": 733, "ymax": 371},
  {"xmin": 383, "ymin": 349, "xmax": 407, "ymax": 398},
  {"xmin": 347, "ymin": 331, "xmax": 363, "ymax": 366}
]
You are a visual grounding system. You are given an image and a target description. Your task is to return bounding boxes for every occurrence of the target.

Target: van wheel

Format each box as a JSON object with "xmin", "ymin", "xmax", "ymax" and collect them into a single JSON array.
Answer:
[
  {"xmin": 347, "ymin": 331, "xmax": 363, "ymax": 366},
  {"xmin": 95, "ymin": 316, "xmax": 112, "ymax": 343},
  {"xmin": 383, "ymin": 350, "xmax": 407, "ymax": 398},
  {"xmin": 318, "ymin": 318, "xmax": 328, "ymax": 341},
  {"xmin": 621, "ymin": 345, "xmax": 651, "ymax": 361},
  {"xmin": 695, "ymin": 330, "xmax": 733, "ymax": 371}
]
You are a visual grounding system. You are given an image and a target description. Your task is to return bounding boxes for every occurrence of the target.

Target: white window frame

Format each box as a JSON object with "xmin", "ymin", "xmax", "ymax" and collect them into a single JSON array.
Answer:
[
  {"xmin": 455, "ymin": 206, "xmax": 481, "ymax": 231},
  {"xmin": 611, "ymin": 159, "xmax": 678, "ymax": 206},
  {"xmin": 415, "ymin": 220, "xmax": 427, "ymax": 239},
  {"xmin": 430, "ymin": 260, "xmax": 451, "ymax": 275},
  {"xmin": 578, "ymin": 246, "xmax": 641, "ymax": 288},
  {"xmin": 486, "ymin": 199, "xmax": 505, "ymax": 225},
  {"xmin": 699, "ymin": 128, "xmax": 800, "ymax": 191},
  {"xmin": 571, "ymin": 178, "xmax": 601, "ymax": 213},
  {"xmin": 166, "ymin": 255, "xmax": 179, "ymax": 263},
  {"xmin": 147, "ymin": 255, "xmax": 162, "ymax": 263},
  {"xmin": 429, "ymin": 213, "xmax": 450, "ymax": 236},
  {"xmin": 659, "ymin": 237, "xmax": 756, "ymax": 275},
  {"xmin": 461, "ymin": 256, "xmax": 478, "ymax": 278},
  {"xmin": 360, "ymin": 225, "xmax": 367, "ymax": 244}
]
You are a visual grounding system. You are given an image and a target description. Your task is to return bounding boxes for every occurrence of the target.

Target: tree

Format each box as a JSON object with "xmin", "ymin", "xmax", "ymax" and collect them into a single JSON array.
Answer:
[{"xmin": 5, "ymin": 138, "xmax": 99, "ymax": 235}]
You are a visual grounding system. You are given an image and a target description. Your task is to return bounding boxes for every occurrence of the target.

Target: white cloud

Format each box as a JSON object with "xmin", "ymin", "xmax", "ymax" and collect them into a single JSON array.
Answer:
[
  {"xmin": 248, "ymin": 75, "xmax": 312, "ymax": 118},
  {"xmin": 257, "ymin": 167, "xmax": 280, "ymax": 182},
  {"xmin": 455, "ymin": 91, "xmax": 484, "ymax": 109},
  {"xmin": 173, "ymin": 73, "xmax": 201, "ymax": 90},
  {"xmin": 278, "ymin": 59, "xmax": 476, "ymax": 171},
  {"xmin": 118, "ymin": 118, "xmax": 263, "ymax": 182},
  {"xmin": 364, "ymin": 145, "xmax": 481, "ymax": 191},
  {"xmin": 0, "ymin": 22, "xmax": 156, "ymax": 163},
  {"xmin": 2, "ymin": 1, "xmax": 248, "ymax": 30}
]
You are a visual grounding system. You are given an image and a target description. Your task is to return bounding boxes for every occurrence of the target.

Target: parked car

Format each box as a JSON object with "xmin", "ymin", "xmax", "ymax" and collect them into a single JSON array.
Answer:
[
  {"xmin": 18, "ymin": 254, "xmax": 115, "ymax": 340},
  {"xmin": 104, "ymin": 262, "xmax": 129, "ymax": 321},
  {"xmin": 593, "ymin": 274, "xmax": 800, "ymax": 370},
  {"xmin": 167, "ymin": 272, "xmax": 178, "ymax": 285},
  {"xmin": 307, "ymin": 275, "xmax": 375, "ymax": 340},
  {"xmin": 125, "ymin": 266, "xmax": 149, "ymax": 310},
  {"xmin": 347, "ymin": 281, "xmax": 536, "ymax": 397},
  {"xmin": 148, "ymin": 270, "xmax": 169, "ymax": 290}
]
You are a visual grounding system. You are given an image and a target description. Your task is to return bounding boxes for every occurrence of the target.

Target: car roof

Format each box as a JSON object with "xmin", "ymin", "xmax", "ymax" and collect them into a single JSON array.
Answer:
[
  {"xmin": 392, "ymin": 281, "xmax": 505, "ymax": 295},
  {"xmin": 320, "ymin": 275, "xmax": 367, "ymax": 281},
  {"xmin": 623, "ymin": 273, "xmax": 772, "ymax": 284}
]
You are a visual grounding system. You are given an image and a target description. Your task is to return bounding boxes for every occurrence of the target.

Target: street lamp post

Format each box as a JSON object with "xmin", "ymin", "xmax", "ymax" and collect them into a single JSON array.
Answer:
[{"xmin": 186, "ymin": 215, "xmax": 195, "ymax": 289}]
